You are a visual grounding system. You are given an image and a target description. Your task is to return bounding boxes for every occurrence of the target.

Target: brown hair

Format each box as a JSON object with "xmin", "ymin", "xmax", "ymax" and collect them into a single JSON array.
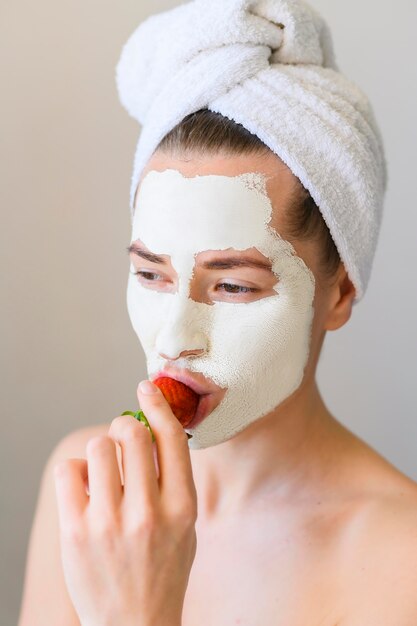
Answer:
[{"xmin": 155, "ymin": 109, "xmax": 341, "ymax": 280}]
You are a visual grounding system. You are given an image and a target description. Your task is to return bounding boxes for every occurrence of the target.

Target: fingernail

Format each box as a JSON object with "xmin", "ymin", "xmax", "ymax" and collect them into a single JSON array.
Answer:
[{"xmin": 139, "ymin": 380, "xmax": 158, "ymax": 395}]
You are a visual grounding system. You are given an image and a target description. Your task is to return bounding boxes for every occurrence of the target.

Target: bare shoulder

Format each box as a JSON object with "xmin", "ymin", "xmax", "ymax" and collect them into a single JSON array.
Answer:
[
  {"xmin": 52, "ymin": 422, "xmax": 110, "ymax": 460},
  {"xmin": 18, "ymin": 422, "xmax": 109, "ymax": 626},
  {"xmin": 337, "ymin": 440, "xmax": 417, "ymax": 624},
  {"xmin": 50, "ymin": 422, "xmax": 124, "ymax": 479},
  {"xmin": 345, "ymin": 464, "xmax": 417, "ymax": 563},
  {"xmin": 344, "ymin": 438, "xmax": 417, "ymax": 545}
]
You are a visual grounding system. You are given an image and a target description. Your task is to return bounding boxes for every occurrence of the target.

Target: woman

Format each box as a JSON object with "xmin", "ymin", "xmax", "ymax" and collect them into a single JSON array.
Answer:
[{"xmin": 18, "ymin": 1, "xmax": 417, "ymax": 625}]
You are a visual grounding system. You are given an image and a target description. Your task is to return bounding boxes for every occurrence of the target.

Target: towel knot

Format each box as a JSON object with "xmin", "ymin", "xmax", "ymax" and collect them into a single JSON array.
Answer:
[
  {"xmin": 117, "ymin": 0, "xmax": 337, "ymax": 126},
  {"xmin": 246, "ymin": 0, "xmax": 337, "ymax": 67}
]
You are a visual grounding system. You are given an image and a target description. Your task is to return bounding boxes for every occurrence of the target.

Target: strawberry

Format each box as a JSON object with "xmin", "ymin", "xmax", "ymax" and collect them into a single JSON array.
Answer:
[{"xmin": 153, "ymin": 376, "xmax": 200, "ymax": 427}]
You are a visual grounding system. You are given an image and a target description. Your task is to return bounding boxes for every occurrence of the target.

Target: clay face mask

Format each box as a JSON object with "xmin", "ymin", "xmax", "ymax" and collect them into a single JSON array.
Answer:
[{"xmin": 127, "ymin": 169, "xmax": 316, "ymax": 449}]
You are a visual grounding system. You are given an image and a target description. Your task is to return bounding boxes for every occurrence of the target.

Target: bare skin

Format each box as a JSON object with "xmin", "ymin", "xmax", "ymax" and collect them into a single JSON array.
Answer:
[{"xmin": 18, "ymin": 151, "xmax": 417, "ymax": 625}]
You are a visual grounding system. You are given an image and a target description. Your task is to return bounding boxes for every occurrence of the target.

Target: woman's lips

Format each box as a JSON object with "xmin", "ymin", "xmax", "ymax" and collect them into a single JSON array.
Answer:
[
  {"xmin": 185, "ymin": 392, "xmax": 220, "ymax": 429},
  {"xmin": 152, "ymin": 367, "xmax": 219, "ymax": 396},
  {"xmin": 151, "ymin": 368, "xmax": 226, "ymax": 429}
]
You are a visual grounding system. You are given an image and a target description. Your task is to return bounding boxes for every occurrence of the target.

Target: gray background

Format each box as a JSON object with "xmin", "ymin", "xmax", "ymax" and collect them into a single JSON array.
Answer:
[{"xmin": 1, "ymin": 0, "xmax": 416, "ymax": 623}]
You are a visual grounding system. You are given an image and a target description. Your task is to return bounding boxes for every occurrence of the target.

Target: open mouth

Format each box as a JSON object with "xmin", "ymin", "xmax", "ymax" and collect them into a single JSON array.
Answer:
[
  {"xmin": 152, "ymin": 376, "xmax": 199, "ymax": 428},
  {"xmin": 152, "ymin": 370, "xmax": 224, "ymax": 431}
]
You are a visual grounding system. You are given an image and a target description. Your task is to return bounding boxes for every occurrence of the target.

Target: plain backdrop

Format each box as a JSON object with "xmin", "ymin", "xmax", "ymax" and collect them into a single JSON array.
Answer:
[{"xmin": 1, "ymin": 0, "xmax": 416, "ymax": 623}]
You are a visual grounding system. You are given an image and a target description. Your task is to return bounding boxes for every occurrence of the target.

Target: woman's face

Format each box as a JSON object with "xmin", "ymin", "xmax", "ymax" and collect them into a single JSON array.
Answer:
[{"xmin": 127, "ymin": 151, "xmax": 329, "ymax": 449}]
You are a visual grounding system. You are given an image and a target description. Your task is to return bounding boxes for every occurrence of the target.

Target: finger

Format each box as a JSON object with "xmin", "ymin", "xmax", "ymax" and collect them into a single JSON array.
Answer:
[
  {"xmin": 53, "ymin": 458, "xmax": 89, "ymax": 530},
  {"xmin": 137, "ymin": 380, "xmax": 197, "ymax": 513},
  {"xmin": 86, "ymin": 435, "xmax": 123, "ymax": 514},
  {"xmin": 108, "ymin": 414, "xmax": 160, "ymax": 512}
]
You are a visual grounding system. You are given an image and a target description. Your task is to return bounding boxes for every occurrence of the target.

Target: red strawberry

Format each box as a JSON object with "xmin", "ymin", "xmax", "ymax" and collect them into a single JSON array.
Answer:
[{"xmin": 153, "ymin": 376, "xmax": 200, "ymax": 427}]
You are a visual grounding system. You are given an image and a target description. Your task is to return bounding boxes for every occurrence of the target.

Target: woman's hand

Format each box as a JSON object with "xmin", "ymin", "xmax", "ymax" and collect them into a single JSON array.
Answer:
[{"xmin": 53, "ymin": 380, "xmax": 198, "ymax": 626}]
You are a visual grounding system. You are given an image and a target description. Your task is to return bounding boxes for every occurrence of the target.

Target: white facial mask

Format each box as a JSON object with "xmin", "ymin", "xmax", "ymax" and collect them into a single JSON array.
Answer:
[{"xmin": 127, "ymin": 169, "xmax": 316, "ymax": 449}]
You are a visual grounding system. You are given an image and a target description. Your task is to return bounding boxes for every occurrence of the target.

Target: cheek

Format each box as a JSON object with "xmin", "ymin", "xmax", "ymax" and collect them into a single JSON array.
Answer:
[
  {"xmin": 208, "ymin": 291, "xmax": 315, "ymax": 375},
  {"xmin": 210, "ymin": 298, "xmax": 280, "ymax": 356}
]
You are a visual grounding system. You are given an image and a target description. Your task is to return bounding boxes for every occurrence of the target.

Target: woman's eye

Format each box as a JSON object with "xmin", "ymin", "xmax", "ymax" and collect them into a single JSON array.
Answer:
[
  {"xmin": 216, "ymin": 283, "xmax": 258, "ymax": 295},
  {"xmin": 131, "ymin": 270, "xmax": 166, "ymax": 282}
]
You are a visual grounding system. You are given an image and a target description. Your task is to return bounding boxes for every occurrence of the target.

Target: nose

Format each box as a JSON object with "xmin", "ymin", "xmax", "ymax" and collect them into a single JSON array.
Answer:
[{"xmin": 155, "ymin": 296, "xmax": 209, "ymax": 360}]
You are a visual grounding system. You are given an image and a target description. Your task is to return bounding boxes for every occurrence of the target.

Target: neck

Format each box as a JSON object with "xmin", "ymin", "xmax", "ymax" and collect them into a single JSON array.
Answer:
[{"xmin": 190, "ymin": 377, "xmax": 346, "ymax": 521}]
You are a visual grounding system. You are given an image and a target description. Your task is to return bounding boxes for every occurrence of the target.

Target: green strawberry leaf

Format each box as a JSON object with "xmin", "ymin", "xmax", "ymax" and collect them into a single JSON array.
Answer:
[
  {"xmin": 134, "ymin": 410, "xmax": 156, "ymax": 443},
  {"xmin": 121, "ymin": 409, "xmax": 156, "ymax": 442},
  {"xmin": 121, "ymin": 410, "xmax": 193, "ymax": 441}
]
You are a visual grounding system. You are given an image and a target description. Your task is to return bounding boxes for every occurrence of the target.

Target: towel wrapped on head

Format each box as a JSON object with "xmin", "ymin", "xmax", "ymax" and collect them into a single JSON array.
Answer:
[{"xmin": 116, "ymin": 0, "xmax": 387, "ymax": 303}]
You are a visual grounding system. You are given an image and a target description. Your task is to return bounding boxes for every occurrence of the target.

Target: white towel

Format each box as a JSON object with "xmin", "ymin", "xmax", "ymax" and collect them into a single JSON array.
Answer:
[{"xmin": 116, "ymin": 0, "xmax": 387, "ymax": 303}]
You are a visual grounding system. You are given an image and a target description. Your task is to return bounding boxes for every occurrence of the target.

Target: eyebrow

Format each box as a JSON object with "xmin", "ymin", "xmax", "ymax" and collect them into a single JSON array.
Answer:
[{"xmin": 126, "ymin": 243, "xmax": 273, "ymax": 272}]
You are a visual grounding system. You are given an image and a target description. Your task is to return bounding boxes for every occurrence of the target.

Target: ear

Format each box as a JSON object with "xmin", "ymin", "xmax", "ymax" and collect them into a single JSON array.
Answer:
[{"xmin": 324, "ymin": 266, "xmax": 356, "ymax": 331}]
